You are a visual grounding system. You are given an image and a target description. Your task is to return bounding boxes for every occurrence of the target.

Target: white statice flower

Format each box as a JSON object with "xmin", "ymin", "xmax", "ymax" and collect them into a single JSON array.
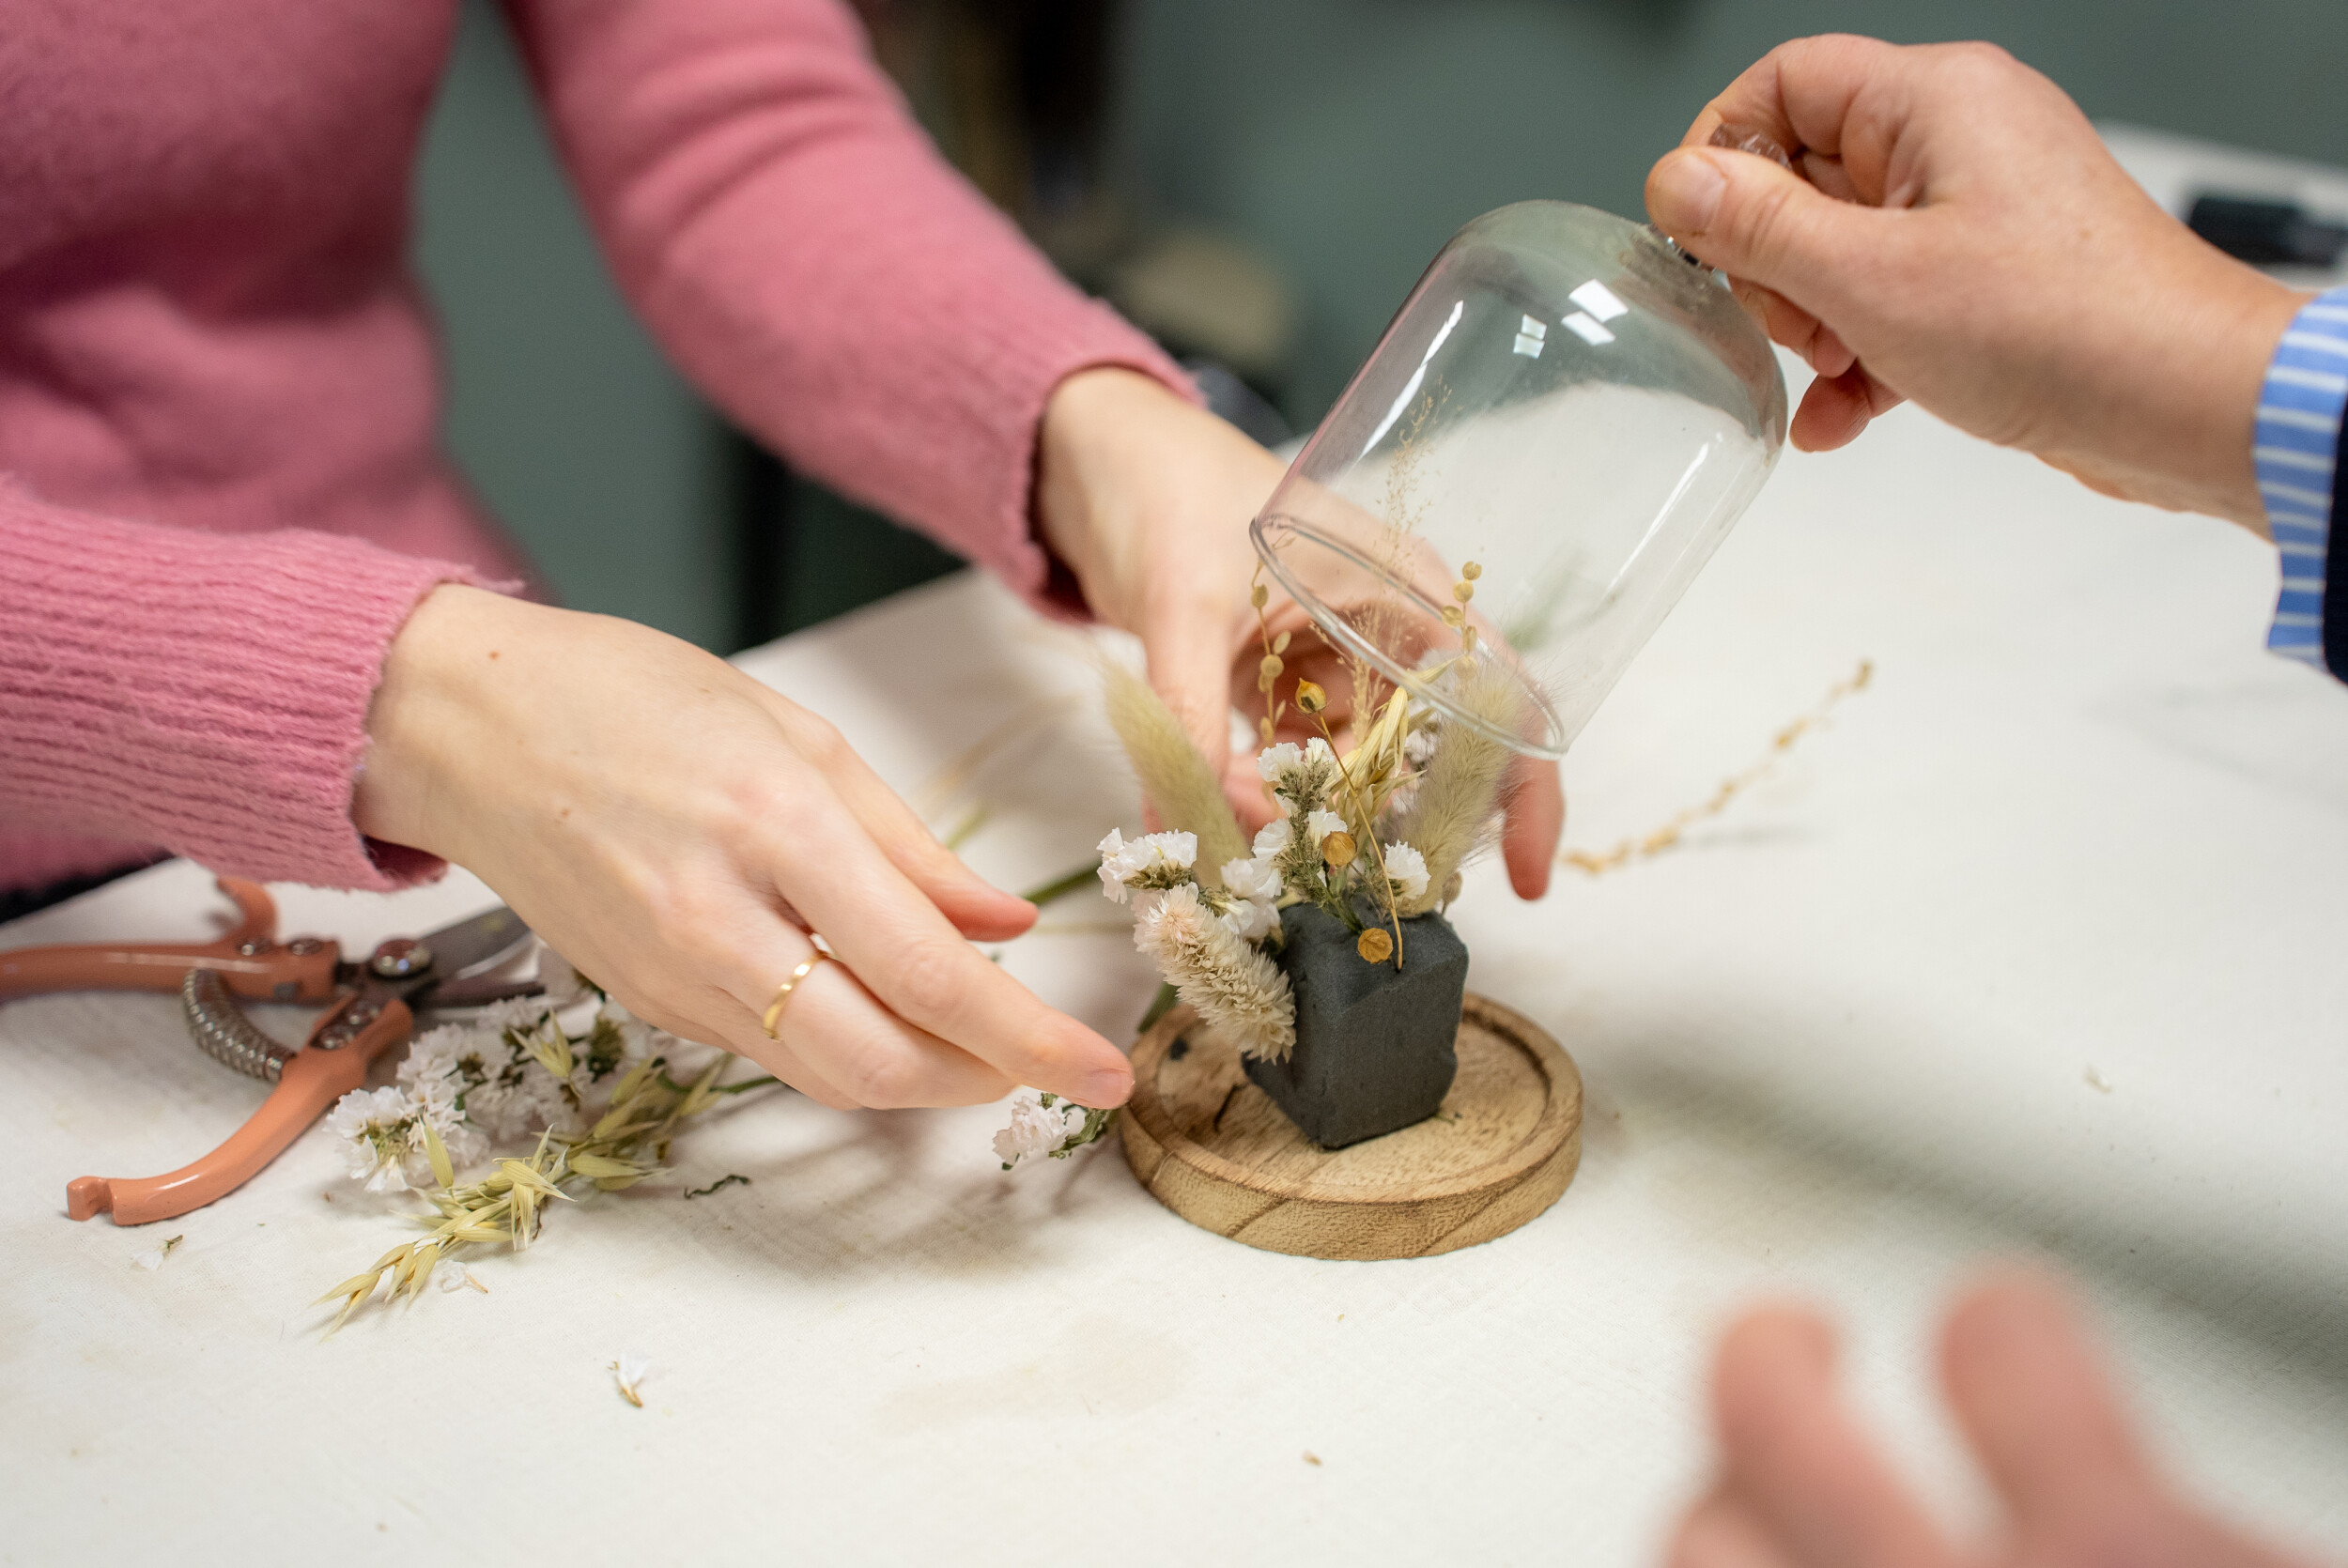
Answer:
[
  {"xmin": 536, "ymin": 948, "xmax": 595, "ymax": 1010},
  {"xmin": 1255, "ymin": 741, "xmax": 1305, "ymax": 783},
  {"xmin": 595, "ymin": 998, "xmax": 663, "ymax": 1063},
  {"xmin": 1382, "ymin": 841, "xmax": 1429, "ymax": 902},
  {"xmin": 1251, "ymin": 817, "xmax": 1292, "ymax": 858},
  {"xmin": 326, "ymin": 1084, "xmax": 425, "ymax": 1192},
  {"xmin": 1222, "ymin": 896, "xmax": 1277, "ymax": 943},
  {"xmin": 1221, "ymin": 855, "xmax": 1282, "ymax": 905},
  {"xmin": 992, "ymin": 1089, "xmax": 1089, "ymax": 1169},
  {"xmin": 1306, "ymin": 809, "xmax": 1352, "ymax": 851},
  {"xmin": 1257, "ymin": 737, "xmax": 1338, "ymax": 808},
  {"xmin": 1096, "ymin": 827, "xmax": 1198, "ymax": 904},
  {"xmin": 1217, "ymin": 855, "xmax": 1283, "ymax": 943},
  {"xmin": 472, "ymin": 994, "xmax": 555, "ymax": 1039},
  {"xmin": 1134, "ymin": 883, "xmax": 1294, "ymax": 1061}
]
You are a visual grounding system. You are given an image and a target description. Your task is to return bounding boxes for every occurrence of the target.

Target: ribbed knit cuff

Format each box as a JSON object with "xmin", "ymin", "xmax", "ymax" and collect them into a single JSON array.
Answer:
[{"xmin": 0, "ymin": 480, "xmax": 482, "ymax": 891}]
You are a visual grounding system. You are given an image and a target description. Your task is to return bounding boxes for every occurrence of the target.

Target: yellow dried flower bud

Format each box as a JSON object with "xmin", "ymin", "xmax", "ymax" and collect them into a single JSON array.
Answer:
[
  {"xmin": 1295, "ymin": 679, "xmax": 1326, "ymax": 714},
  {"xmin": 1321, "ymin": 830, "xmax": 1357, "ymax": 868},
  {"xmin": 1251, "ymin": 583, "xmax": 1269, "ymax": 609},
  {"xmin": 1460, "ymin": 625, "xmax": 1478, "ymax": 653},
  {"xmin": 1259, "ymin": 653, "xmax": 1284, "ymax": 679},
  {"xmin": 1440, "ymin": 605, "xmax": 1465, "ymax": 628},
  {"xmin": 1273, "ymin": 630, "xmax": 1291, "ymax": 654},
  {"xmin": 1259, "ymin": 715, "xmax": 1276, "ymax": 743},
  {"xmin": 1356, "ymin": 927, "xmax": 1394, "ymax": 963},
  {"xmin": 1453, "ymin": 579, "xmax": 1475, "ymax": 603},
  {"xmin": 1460, "ymin": 561, "xmax": 1482, "ymax": 580},
  {"xmin": 1257, "ymin": 670, "xmax": 1274, "ymax": 694}
]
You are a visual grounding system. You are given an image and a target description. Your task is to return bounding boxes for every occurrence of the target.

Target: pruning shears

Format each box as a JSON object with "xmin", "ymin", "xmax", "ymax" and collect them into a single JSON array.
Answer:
[{"xmin": 0, "ymin": 877, "xmax": 535, "ymax": 1225}]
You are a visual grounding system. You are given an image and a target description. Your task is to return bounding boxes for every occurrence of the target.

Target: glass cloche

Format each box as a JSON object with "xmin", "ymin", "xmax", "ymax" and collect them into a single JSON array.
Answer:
[{"xmin": 1252, "ymin": 201, "xmax": 1788, "ymax": 759}]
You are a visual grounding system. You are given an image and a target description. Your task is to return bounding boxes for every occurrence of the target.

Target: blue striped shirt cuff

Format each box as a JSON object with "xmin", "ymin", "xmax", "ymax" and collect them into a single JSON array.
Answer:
[{"xmin": 2259, "ymin": 288, "xmax": 2348, "ymax": 671}]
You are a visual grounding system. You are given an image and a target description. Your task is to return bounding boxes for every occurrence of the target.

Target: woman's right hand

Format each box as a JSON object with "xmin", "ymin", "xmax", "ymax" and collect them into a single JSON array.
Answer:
[
  {"xmin": 1644, "ymin": 35, "xmax": 2304, "ymax": 531},
  {"xmin": 354, "ymin": 583, "xmax": 1135, "ymax": 1113}
]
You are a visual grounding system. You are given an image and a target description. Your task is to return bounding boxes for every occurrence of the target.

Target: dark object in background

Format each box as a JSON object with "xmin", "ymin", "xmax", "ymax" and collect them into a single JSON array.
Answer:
[
  {"xmin": 2187, "ymin": 194, "xmax": 2348, "ymax": 268},
  {"xmin": 1243, "ymin": 902, "xmax": 1469, "ymax": 1149},
  {"xmin": 1185, "ymin": 360, "xmax": 1292, "ymax": 449}
]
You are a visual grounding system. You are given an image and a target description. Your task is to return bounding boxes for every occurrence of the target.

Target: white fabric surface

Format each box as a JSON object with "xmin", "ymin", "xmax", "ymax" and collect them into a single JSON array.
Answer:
[{"xmin": 7, "ymin": 368, "xmax": 2348, "ymax": 1563}]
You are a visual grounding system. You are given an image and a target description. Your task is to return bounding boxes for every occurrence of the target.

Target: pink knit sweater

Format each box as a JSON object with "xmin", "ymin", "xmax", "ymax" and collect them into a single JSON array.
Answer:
[{"xmin": 0, "ymin": 0, "xmax": 1186, "ymax": 897}]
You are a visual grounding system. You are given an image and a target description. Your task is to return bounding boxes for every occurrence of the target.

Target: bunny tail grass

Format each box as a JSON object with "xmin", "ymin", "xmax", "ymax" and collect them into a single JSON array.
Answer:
[
  {"xmin": 1392, "ymin": 660, "xmax": 1525, "ymax": 915},
  {"xmin": 1101, "ymin": 660, "xmax": 1249, "ymax": 888}
]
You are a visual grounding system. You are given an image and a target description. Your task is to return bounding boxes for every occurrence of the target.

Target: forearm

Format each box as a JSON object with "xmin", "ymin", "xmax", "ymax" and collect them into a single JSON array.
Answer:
[
  {"xmin": 504, "ymin": 0, "xmax": 1196, "ymax": 603},
  {"xmin": 0, "ymin": 481, "xmax": 478, "ymax": 889}
]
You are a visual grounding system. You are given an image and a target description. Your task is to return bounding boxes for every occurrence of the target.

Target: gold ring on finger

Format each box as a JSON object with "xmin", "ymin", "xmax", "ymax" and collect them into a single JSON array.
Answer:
[{"xmin": 762, "ymin": 948, "xmax": 830, "ymax": 1040}]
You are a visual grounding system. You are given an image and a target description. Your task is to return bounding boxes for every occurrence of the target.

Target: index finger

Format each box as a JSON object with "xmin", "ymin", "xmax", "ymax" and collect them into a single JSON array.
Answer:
[{"xmin": 768, "ymin": 803, "xmax": 1135, "ymax": 1108}]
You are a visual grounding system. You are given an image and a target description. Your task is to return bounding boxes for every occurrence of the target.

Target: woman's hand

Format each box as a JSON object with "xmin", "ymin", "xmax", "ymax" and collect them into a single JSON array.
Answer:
[
  {"xmin": 1672, "ymin": 1273, "xmax": 2320, "ymax": 1568},
  {"xmin": 1034, "ymin": 366, "xmax": 1564, "ymax": 899},
  {"xmin": 1644, "ymin": 36, "xmax": 2304, "ymax": 531},
  {"xmin": 355, "ymin": 584, "xmax": 1135, "ymax": 1112}
]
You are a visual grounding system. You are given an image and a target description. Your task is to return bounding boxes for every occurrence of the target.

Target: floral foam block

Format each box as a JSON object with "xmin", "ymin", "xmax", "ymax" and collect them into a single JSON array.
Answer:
[{"xmin": 1241, "ymin": 903, "xmax": 1468, "ymax": 1148}]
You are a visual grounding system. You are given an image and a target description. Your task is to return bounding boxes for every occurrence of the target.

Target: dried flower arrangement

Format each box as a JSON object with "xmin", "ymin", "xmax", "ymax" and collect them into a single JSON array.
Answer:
[
  {"xmin": 315, "ymin": 957, "xmax": 773, "ymax": 1328},
  {"xmin": 1081, "ymin": 561, "xmax": 1523, "ymax": 1148}
]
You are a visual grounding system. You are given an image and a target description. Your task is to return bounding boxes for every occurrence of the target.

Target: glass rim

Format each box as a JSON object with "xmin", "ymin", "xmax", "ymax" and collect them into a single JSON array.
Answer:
[{"xmin": 1251, "ymin": 511, "xmax": 1568, "ymax": 761}]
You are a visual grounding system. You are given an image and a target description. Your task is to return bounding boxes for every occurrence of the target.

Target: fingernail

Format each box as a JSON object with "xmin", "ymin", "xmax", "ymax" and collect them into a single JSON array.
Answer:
[
  {"xmin": 1084, "ymin": 1066, "xmax": 1135, "ymax": 1107},
  {"xmin": 1651, "ymin": 150, "xmax": 1725, "ymax": 234}
]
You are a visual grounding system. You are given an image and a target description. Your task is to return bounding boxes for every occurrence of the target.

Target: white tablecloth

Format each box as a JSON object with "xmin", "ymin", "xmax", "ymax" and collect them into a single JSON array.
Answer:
[{"xmin": 7, "ymin": 364, "xmax": 2348, "ymax": 1562}]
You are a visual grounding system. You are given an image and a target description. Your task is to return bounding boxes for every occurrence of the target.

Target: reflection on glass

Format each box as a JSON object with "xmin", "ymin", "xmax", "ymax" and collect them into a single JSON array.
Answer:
[{"xmin": 1252, "ymin": 202, "xmax": 1787, "ymax": 760}]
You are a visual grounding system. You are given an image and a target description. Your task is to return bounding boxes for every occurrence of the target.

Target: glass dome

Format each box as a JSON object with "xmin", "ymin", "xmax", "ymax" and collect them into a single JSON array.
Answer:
[{"xmin": 1252, "ymin": 201, "xmax": 1787, "ymax": 760}]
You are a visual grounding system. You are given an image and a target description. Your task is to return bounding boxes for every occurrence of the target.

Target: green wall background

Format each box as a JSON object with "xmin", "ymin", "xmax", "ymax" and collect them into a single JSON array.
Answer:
[{"xmin": 413, "ymin": 0, "xmax": 2348, "ymax": 650}]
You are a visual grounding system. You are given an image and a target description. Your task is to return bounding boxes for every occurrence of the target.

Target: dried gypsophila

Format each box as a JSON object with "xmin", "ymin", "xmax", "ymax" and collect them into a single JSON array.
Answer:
[{"xmin": 993, "ymin": 1088, "xmax": 1117, "ymax": 1171}]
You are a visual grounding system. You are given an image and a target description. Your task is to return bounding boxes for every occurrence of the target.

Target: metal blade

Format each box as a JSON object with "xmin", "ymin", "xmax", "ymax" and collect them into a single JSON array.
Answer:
[{"xmin": 420, "ymin": 904, "xmax": 534, "ymax": 979}]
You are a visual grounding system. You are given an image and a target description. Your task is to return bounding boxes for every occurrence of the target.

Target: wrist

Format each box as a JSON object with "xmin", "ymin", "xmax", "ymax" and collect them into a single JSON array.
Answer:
[
  {"xmin": 2041, "ymin": 251, "xmax": 2305, "ymax": 532},
  {"xmin": 353, "ymin": 582, "xmax": 528, "ymax": 861},
  {"xmin": 1035, "ymin": 366, "xmax": 1193, "ymax": 613}
]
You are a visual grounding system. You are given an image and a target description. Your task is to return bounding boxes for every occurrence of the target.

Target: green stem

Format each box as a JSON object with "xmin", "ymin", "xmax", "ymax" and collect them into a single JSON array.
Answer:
[{"xmin": 1019, "ymin": 863, "xmax": 1101, "ymax": 908}]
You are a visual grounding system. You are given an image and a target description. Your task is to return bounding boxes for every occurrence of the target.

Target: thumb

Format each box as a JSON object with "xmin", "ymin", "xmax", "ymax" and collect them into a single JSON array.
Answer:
[{"xmin": 1646, "ymin": 146, "xmax": 1881, "ymax": 318}]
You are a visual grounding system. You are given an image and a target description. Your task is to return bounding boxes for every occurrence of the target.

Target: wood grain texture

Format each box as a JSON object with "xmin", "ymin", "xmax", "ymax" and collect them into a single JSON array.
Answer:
[{"xmin": 1121, "ymin": 992, "xmax": 1581, "ymax": 1260}]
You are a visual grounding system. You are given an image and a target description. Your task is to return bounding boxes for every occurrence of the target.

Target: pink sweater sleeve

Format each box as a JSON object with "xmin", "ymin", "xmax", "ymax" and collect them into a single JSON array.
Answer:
[
  {"xmin": 502, "ymin": 0, "xmax": 1196, "ymax": 603},
  {"xmin": 0, "ymin": 480, "xmax": 477, "ymax": 891}
]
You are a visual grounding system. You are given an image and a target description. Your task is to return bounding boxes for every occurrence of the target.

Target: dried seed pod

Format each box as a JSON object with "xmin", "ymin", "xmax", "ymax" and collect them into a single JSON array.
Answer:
[
  {"xmin": 1460, "ymin": 561, "xmax": 1482, "ymax": 580},
  {"xmin": 1251, "ymin": 583, "xmax": 1269, "ymax": 609},
  {"xmin": 1453, "ymin": 580, "xmax": 1475, "ymax": 603},
  {"xmin": 1356, "ymin": 927, "xmax": 1394, "ymax": 963},
  {"xmin": 1273, "ymin": 630, "xmax": 1291, "ymax": 653},
  {"xmin": 1260, "ymin": 653, "xmax": 1284, "ymax": 679},
  {"xmin": 1440, "ymin": 605, "xmax": 1466, "ymax": 628},
  {"xmin": 1295, "ymin": 680, "xmax": 1326, "ymax": 714},
  {"xmin": 1321, "ymin": 829, "xmax": 1357, "ymax": 868}
]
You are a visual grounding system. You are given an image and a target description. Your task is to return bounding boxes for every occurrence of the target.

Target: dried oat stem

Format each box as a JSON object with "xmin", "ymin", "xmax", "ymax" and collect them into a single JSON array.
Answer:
[
  {"xmin": 317, "ymin": 1053, "xmax": 746, "ymax": 1331},
  {"xmin": 1559, "ymin": 660, "xmax": 1874, "ymax": 876}
]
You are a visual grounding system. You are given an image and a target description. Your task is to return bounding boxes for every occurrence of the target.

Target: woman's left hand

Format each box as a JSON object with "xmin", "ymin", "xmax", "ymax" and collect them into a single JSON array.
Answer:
[{"xmin": 1034, "ymin": 366, "xmax": 1562, "ymax": 900}]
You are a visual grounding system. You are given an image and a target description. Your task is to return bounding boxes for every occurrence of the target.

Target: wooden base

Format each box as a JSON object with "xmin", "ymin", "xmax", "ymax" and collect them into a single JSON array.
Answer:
[{"xmin": 1120, "ymin": 992, "xmax": 1582, "ymax": 1260}]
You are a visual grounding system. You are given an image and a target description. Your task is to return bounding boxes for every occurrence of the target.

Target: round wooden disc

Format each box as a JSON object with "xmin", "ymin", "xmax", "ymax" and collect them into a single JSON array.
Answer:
[{"xmin": 1120, "ymin": 992, "xmax": 1582, "ymax": 1260}]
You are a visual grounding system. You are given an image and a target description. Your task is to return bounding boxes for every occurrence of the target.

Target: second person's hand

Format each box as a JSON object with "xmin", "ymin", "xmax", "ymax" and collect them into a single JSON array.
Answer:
[{"xmin": 1644, "ymin": 36, "xmax": 2304, "ymax": 530}]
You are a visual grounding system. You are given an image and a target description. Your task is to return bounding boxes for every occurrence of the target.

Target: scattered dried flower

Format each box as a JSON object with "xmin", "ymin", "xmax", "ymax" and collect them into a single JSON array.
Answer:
[
  {"xmin": 993, "ymin": 1089, "xmax": 1108, "ymax": 1169},
  {"xmin": 131, "ymin": 1235, "xmax": 184, "ymax": 1271},
  {"xmin": 611, "ymin": 1350, "xmax": 652, "ymax": 1407}
]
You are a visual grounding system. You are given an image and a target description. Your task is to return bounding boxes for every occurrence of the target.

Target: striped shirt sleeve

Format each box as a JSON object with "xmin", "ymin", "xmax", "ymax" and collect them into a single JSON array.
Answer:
[{"xmin": 2258, "ymin": 286, "xmax": 2348, "ymax": 676}]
